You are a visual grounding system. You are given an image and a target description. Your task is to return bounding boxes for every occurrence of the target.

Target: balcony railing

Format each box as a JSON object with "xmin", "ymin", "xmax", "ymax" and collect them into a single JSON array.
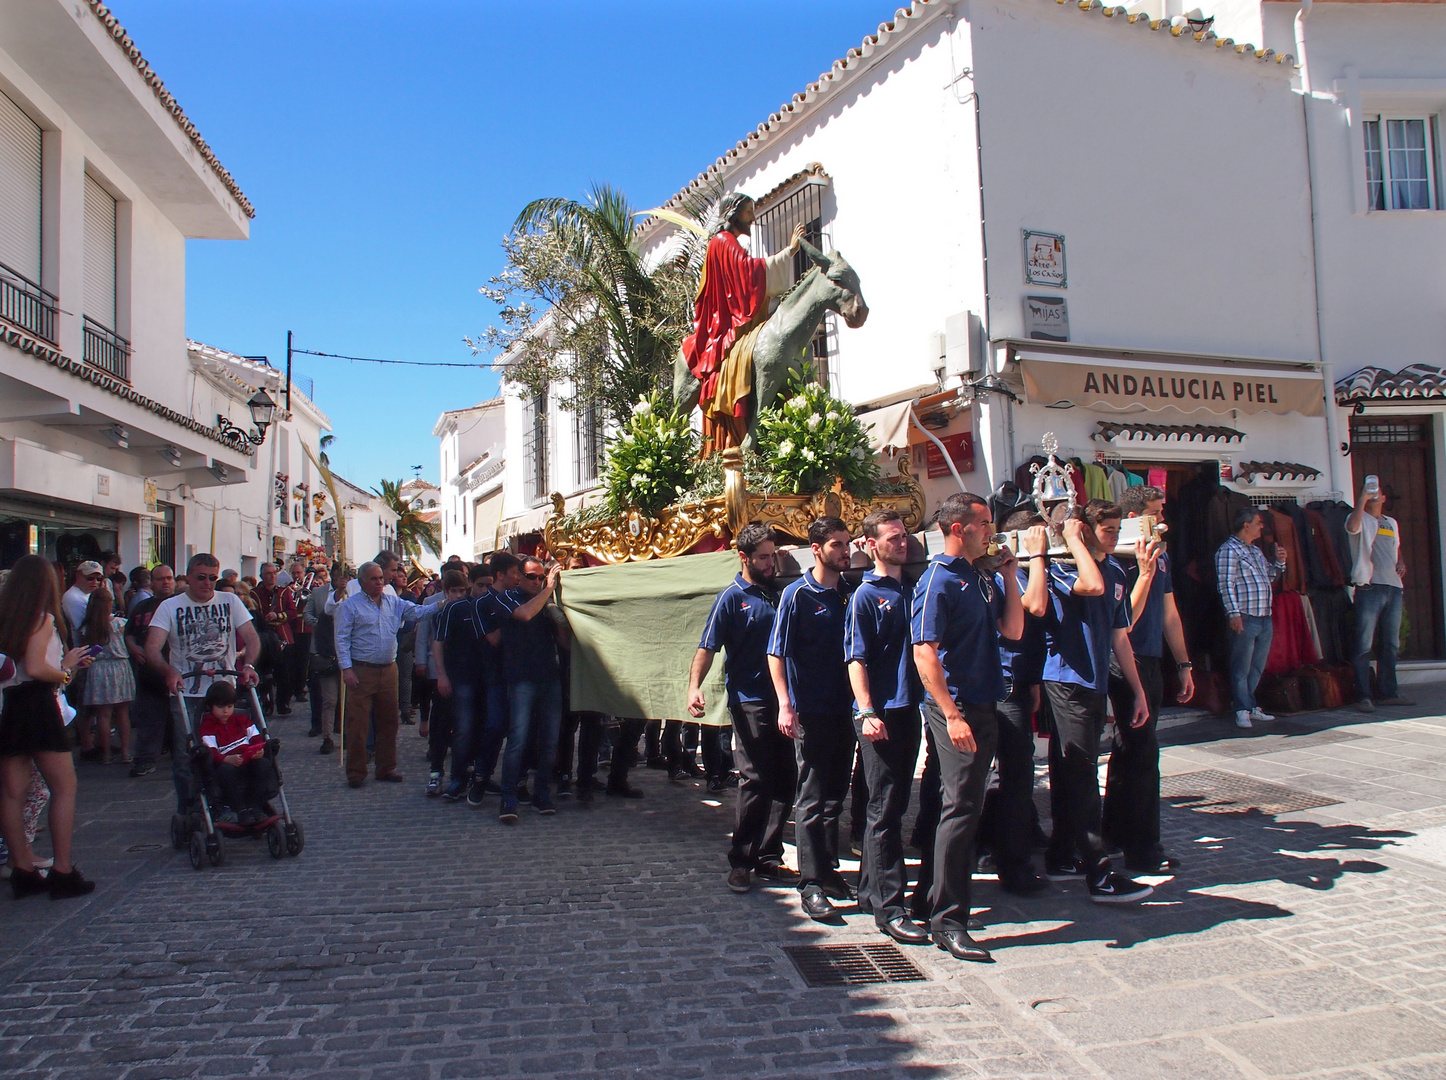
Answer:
[
  {"xmin": 82, "ymin": 316, "xmax": 131, "ymax": 382},
  {"xmin": 0, "ymin": 261, "xmax": 58, "ymax": 343}
]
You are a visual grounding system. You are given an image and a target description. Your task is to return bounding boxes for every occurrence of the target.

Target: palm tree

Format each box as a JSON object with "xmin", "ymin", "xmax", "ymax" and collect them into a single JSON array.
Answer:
[{"xmin": 372, "ymin": 478, "xmax": 441, "ymax": 559}]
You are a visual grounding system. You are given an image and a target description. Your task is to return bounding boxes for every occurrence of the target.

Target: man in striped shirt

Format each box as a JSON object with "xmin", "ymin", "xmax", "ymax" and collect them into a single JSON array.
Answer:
[{"xmin": 1215, "ymin": 507, "xmax": 1286, "ymax": 729}]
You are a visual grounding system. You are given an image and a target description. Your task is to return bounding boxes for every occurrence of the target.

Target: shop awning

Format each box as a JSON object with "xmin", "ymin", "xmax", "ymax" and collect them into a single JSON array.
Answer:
[
  {"xmin": 496, "ymin": 489, "xmax": 601, "ymax": 543},
  {"xmin": 1017, "ymin": 354, "xmax": 1325, "ymax": 417}
]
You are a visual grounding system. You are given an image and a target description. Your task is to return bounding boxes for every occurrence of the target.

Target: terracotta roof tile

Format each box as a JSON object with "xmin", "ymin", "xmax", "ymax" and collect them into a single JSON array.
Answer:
[
  {"xmin": 643, "ymin": 0, "xmax": 1292, "ymax": 230},
  {"xmin": 1335, "ymin": 363, "xmax": 1446, "ymax": 402},
  {"xmin": 1236, "ymin": 460, "xmax": 1321, "ymax": 481},
  {"xmin": 87, "ymin": 2, "xmax": 254, "ymax": 219},
  {"xmin": 1093, "ymin": 420, "xmax": 1247, "ymax": 443}
]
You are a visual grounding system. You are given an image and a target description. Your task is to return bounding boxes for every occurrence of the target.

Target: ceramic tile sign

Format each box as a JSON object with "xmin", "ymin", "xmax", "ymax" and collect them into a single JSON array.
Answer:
[
  {"xmin": 1025, "ymin": 295, "xmax": 1069, "ymax": 341},
  {"xmin": 1023, "ymin": 230, "xmax": 1066, "ymax": 288}
]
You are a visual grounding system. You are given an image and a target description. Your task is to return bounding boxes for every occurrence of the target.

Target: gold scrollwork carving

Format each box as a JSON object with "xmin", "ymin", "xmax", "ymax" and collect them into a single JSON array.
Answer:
[{"xmin": 545, "ymin": 451, "xmax": 926, "ymax": 564}]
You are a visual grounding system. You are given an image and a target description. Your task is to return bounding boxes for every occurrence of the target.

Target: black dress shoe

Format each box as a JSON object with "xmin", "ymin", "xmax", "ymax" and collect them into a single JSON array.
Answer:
[
  {"xmin": 880, "ymin": 917, "xmax": 931, "ymax": 945},
  {"xmin": 1125, "ymin": 853, "xmax": 1182, "ymax": 874},
  {"xmin": 800, "ymin": 886, "xmax": 838, "ymax": 921},
  {"xmin": 933, "ymin": 928, "xmax": 992, "ymax": 962},
  {"xmin": 606, "ymin": 782, "xmax": 645, "ymax": 799},
  {"xmin": 319, "ymin": 738, "xmax": 334, "ymax": 755},
  {"xmin": 1000, "ymin": 872, "xmax": 1049, "ymax": 896},
  {"xmin": 820, "ymin": 874, "xmax": 857, "ymax": 902}
]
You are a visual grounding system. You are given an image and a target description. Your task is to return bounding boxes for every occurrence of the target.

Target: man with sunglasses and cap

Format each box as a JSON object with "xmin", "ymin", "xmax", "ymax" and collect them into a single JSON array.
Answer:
[
  {"xmin": 911, "ymin": 493, "xmax": 1025, "ymax": 962},
  {"xmin": 62, "ymin": 561, "xmax": 105, "ymax": 645}
]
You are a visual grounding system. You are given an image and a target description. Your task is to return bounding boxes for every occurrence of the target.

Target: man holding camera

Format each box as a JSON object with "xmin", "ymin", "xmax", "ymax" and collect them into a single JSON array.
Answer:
[{"xmin": 1347, "ymin": 478, "xmax": 1413, "ymax": 711}]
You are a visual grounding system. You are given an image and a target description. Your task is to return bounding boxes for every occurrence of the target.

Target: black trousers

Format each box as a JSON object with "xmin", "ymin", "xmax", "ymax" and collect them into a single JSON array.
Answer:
[
  {"xmin": 908, "ymin": 723, "xmax": 941, "ymax": 919},
  {"xmin": 213, "ymin": 757, "xmax": 278, "ymax": 810},
  {"xmin": 1105, "ymin": 656, "xmax": 1165, "ymax": 862},
  {"xmin": 793, "ymin": 711, "xmax": 854, "ymax": 888},
  {"xmin": 562, "ymin": 711, "xmax": 606, "ymax": 787},
  {"xmin": 609, "ymin": 717, "xmax": 647, "ymax": 787},
  {"xmin": 663, "ymin": 719, "xmax": 698, "ymax": 770},
  {"xmin": 926, "ymin": 700, "xmax": 999, "ymax": 933},
  {"xmin": 854, "ymin": 706, "xmax": 922, "ymax": 924},
  {"xmin": 1043, "ymin": 681, "xmax": 1110, "ymax": 874},
  {"xmin": 427, "ymin": 691, "xmax": 454, "ymax": 774},
  {"xmin": 985, "ymin": 682, "xmax": 1040, "ymax": 885},
  {"xmin": 131, "ymin": 684, "xmax": 169, "ymax": 766},
  {"xmin": 700, "ymin": 724, "xmax": 733, "ymax": 782},
  {"xmin": 849, "ymin": 747, "xmax": 868, "ymax": 842},
  {"xmin": 728, "ymin": 701, "xmax": 795, "ymax": 871}
]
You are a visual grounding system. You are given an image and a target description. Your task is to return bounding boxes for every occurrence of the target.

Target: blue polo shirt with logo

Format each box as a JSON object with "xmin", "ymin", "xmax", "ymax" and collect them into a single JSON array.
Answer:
[
  {"xmin": 768, "ymin": 569, "xmax": 853, "ymax": 714},
  {"xmin": 844, "ymin": 571, "xmax": 920, "ymax": 712},
  {"xmin": 1126, "ymin": 551, "xmax": 1172, "ymax": 658},
  {"xmin": 997, "ymin": 566, "xmax": 1046, "ymax": 685},
  {"xmin": 1043, "ymin": 556, "xmax": 1131, "ymax": 693},
  {"xmin": 435, "ymin": 594, "xmax": 501, "ymax": 687},
  {"xmin": 910, "ymin": 555, "xmax": 1005, "ymax": 706},
  {"xmin": 500, "ymin": 587, "xmax": 560, "ymax": 685},
  {"xmin": 698, "ymin": 573, "xmax": 778, "ymax": 707}
]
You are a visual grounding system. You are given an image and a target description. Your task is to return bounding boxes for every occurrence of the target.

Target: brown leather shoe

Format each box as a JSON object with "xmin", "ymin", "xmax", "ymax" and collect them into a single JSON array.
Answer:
[
  {"xmin": 347, "ymin": 776, "xmax": 365, "ymax": 788},
  {"xmin": 377, "ymin": 772, "xmax": 404, "ymax": 783}
]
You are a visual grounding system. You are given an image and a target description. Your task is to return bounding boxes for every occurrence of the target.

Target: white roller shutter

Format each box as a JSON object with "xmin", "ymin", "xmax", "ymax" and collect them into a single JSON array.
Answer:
[
  {"xmin": 83, "ymin": 172, "xmax": 116, "ymax": 329},
  {"xmin": 0, "ymin": 90, "xmax": 42, "ymax": 283}
]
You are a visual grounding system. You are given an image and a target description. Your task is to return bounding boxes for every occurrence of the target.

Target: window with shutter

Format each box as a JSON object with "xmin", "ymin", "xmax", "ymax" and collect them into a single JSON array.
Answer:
[
  {"xmin": 83, "ymin": 173, "xmax": 117, "ymax": 329},
  {"xmin": 0, "ymin": 90, "xmax": 41, "ymax": 283}
]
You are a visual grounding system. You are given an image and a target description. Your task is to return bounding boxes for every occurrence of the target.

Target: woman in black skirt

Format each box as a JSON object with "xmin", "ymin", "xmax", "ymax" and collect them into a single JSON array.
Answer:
[{"xmin": 0, "ymin": 554, "xmax": 99, "ymax": 899}]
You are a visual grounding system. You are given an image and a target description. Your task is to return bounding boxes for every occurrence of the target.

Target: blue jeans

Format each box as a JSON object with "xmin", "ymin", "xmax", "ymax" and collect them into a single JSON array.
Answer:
[
  {"xmin": 476, "ymin": 681, "xmax": 510, "ymax": 781},
  {"xmin": 501, "ymin": 680, "xmax": 561, "ymax": 799},
  {"xmin": 447, "ymin": 679, "xmax": 483, "ymax": 783},
  {"xmin": 1228, "ymin": 614, "xmax": 1274, "ymax": 712},
  {"xmin": 1352, "ymin": 584, "xmax": 1403, "ymax": 700}
]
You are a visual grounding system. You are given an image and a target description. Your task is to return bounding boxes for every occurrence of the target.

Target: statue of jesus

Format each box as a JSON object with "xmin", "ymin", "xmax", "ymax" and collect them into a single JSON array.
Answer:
[{"xmin": 681, "ymin": 193, "xmax": 806, "ymax": 453}]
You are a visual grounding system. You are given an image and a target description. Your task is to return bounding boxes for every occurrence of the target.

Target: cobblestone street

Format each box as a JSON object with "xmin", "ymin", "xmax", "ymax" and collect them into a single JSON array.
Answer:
[{"xmin": 5, "ymin": 688, "xmax": 1446, "ymax": 1080}]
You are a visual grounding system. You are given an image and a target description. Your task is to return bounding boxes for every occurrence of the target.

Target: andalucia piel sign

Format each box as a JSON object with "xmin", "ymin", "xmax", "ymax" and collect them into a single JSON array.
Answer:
[{"xmin": 1018, "ymin": 358, "xmax": 1324, "ymax": 417}]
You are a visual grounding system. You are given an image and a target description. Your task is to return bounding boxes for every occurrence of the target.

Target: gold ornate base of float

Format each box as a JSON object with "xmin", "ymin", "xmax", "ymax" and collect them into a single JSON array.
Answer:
[{"xmin": 545, "ymin": 448, "xmax": 927, "ymax": 564}]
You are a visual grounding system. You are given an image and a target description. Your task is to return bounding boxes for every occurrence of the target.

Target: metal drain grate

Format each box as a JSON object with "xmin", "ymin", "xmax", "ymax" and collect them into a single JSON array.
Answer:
[
  {"xmin": 1161, "ymin": 769, "xmax": 1341, "ymax": 815},
  {"xmin": 784, "ymin": 943, "xmax": 927, "ymax": 987}
]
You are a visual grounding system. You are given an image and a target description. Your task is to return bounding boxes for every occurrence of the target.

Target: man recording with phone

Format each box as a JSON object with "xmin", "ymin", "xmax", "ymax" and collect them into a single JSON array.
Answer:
[{"xmin": 1347, "ymin": 476, "xmax": 1413, "ymax": 712}]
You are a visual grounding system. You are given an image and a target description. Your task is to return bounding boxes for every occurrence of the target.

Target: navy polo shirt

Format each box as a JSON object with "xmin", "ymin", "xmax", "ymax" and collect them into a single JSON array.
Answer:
[
  {"xmin": 997, "ymin": 566, "xmax": 1046, "ymax": 686},
  {"xmin": 482, "ymin": 588, "xmax": 517, "ymax": 683},
  {"xmin": 768, "ymin": 569, "xmax": 853, "ymax": 714},
  {"xmin": 910, "ymin": 555, "xmax": 1005, "ymax": 707},
  {"xmin": 500, "ymin": 587, "xmax": 560, "ymax": 685},
  {"xmin": 1126, "ymin": 551, "xmax": 1172, "ymax": 659},
  {"xmin": 698, "ymin": 573, "xmax": 778, "ymax": 707},
  {"xmin": 1043, "ymin": 557, "xmax": 1130, "ymax": 693},
  {"xmin": 844, "ymin": 571, "xmax": 920, "ymax": 711},
  {"xmin": 435, "ymin": 595, "xmax": 500, "ymax": 685}
]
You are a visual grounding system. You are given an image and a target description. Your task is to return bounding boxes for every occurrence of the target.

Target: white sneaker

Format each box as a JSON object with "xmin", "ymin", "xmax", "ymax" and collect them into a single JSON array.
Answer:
[
  {"xmin": 1250, "ymin": 707, "xmax": 1274, "ymax": 722},
  {"xmin": 1234, "ymin": 710, "xmax": 1253, "ymax": 729}
]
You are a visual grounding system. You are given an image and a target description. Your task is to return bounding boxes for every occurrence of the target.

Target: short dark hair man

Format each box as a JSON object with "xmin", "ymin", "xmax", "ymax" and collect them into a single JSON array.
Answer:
[
  {"xmin": 690, "ymin": 523, "xmax": 796, "ymax": 893},
  {"xmin": 432, "ymin": 565, "xmax": 503, "ymax": 802},
  {"xmin": 768, "ymin": 516, "xmax": 855, "ymax": 921},
  {"xmin": 497, "ymin": 557, "xmax": 567, "ymax": 821},
  {"xmin": 911, "ymin": 494, "xmax": 1024, "ymax": 962},
  {"xmin": 1346, "ymin": 480, "xmax": 1413, "ymax": 710},
  {"xmin": 844, "ymin": 510, "xmax": 927, "ymax": 944},
  {"xmin": 1041, "ymin": 500, "xmax": 1152, "ymax": 905},
  {"xmin": 1105, "ymin": 486, "xmax": 1193, "ymax": 874}
]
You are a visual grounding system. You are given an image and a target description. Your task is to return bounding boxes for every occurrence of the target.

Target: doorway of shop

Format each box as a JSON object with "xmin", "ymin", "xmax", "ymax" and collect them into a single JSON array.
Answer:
[{"xmin": 1349, "ymin": 416, "xmax": 1443, "ymax": 659}]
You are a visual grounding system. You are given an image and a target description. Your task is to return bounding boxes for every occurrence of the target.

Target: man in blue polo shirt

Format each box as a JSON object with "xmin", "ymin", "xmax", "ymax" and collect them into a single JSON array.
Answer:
[
  {"xmin": 912, "ymin": 492, "xmax": 1024, "ymax": 962},
  {"xmin": 844, "ymin": 509, "xmax": 927, "ymax": 945},
  {"xmin": 433, "ymin": 563, "xmax": 499, "ymax": 804},
  {"xmin": 768, "ymin": 515, "xmax": 855, "ymax": 922},
  {"xmin": 1105, "ymin": 486, "xmax": 1194, "ymax": 874},
  {"xmin": 1042, "ymin": 499, "xmax": 1152, "ymax": 905},
  {"xmin": 497, "ymin": 557, "xmax": 566, "ymax": 822},
  {"xmin": 688, "ymin": 523, "xmax": 796, "ymax": 894}
]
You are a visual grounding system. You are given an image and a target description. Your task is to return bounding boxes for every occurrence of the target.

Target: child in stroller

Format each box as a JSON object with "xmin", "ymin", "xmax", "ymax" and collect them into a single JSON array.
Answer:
[{"xmin": 198, "ymin": 682, "xmax": 275, "ymax": 825}]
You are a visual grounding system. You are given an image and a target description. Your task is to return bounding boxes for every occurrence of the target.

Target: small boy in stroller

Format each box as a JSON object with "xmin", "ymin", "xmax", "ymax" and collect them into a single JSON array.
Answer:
[{"xmin": 198, "ymin": 682, "xmax": 277, "ymax": 826}]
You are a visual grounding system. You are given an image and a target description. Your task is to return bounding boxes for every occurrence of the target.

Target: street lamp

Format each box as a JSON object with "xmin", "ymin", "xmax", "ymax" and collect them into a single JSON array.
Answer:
[{"xmin": 217, "ymin": 388, "xmax": 278, "ymax": 448}]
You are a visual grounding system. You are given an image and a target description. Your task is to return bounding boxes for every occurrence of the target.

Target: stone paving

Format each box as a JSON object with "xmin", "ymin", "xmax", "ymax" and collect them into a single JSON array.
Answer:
[{"xmin": 4, "ymin": 688, "xmax": 1446, "ymax": 1080}]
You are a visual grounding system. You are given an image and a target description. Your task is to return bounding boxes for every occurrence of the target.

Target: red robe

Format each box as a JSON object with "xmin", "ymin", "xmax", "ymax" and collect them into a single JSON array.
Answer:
[{"xmin": 681, "ymin": 231, "xmax": 768, "ymax": 413}]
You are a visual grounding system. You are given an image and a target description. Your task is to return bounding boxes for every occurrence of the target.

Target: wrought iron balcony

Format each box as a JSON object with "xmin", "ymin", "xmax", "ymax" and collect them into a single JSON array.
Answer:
[
  {"xmin": 82, "ymin": 316, "xmax": 131, "ymax": 382},
  {"xmin": 0, "ymin": 261, "xmax": 58, "ymax": 343}
]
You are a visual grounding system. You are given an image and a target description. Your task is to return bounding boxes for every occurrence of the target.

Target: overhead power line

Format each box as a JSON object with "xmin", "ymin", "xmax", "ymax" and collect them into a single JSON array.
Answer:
[{"xmin": 291, "ymin": 347, "xmax": 506, "ymax": 370}]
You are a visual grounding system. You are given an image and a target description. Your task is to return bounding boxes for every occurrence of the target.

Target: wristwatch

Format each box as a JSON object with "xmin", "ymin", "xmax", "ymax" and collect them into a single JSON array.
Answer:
[{"xmin": 1176, "ymin": 661, "xmax": 1193, "ymax": 670}]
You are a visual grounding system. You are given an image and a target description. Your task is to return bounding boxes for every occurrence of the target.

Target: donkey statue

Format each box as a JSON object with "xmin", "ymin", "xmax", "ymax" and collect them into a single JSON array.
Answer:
[{"xmin": 673, "ymin": 239, "xmax": 868, "ymax": 451}]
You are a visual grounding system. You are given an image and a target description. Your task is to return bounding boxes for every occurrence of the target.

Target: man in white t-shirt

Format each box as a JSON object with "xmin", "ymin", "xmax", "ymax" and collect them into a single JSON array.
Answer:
[
  {"xmin": 62, "ymin": 561, "xmax": 104, "ymax": 643},
  {"xmin": 145, "ymin": 553, "xmax": 262, "ymax": 811},
  {"xmin": 1347, "ymin": 481, "xmax": 1413, "ymax": 711}
]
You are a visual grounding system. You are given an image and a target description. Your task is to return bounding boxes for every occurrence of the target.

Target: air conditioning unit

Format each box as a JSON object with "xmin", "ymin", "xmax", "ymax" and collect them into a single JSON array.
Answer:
[
  {"xmin": 925, "ymin": 331, "xmax": 946, "ymax": 377},
  {"xmin": 944, "ymin": 311, "xmax": 984, "ymax": 377}
]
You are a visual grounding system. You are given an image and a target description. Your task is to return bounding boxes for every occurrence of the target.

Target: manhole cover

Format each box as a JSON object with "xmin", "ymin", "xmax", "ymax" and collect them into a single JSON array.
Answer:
[
  {"xmin": 126, "ymin": 843, "xmax": 164, "ymax": 852},
  {"xmin": 1161, "ymin": 769, "xmax": 1340, "ymax": 815},
  {"xmin": 784, "ymin": 943, "xmax": 927, "ymax": 987},
  {"xmin": 1203, "ymin": 727, "xmax": 1363, "ymax": 759}
]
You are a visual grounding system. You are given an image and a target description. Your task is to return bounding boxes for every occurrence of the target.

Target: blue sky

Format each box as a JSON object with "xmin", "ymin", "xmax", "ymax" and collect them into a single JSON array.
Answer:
[{"xmin": 116, "ymin": 0, "xmax": 889, "ymax": 489}]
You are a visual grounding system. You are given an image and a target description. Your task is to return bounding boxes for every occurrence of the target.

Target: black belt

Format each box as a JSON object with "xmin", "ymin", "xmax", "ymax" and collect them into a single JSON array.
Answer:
[{"xmin": 351, "ymin": 659, "xmax": 395, "ymax": 668}]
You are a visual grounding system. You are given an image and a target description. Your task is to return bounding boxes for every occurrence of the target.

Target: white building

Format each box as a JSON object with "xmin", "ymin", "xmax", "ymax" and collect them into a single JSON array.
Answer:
[
  {"xmin": 399, "ymin": 477, "xmax": 442, "ymax": 572},
  {"xmin": 329, "ymin": 473, "xmax": 399, "ymax": 569},
  {"xmin": 0, "ymin": 0, "xmax": 255, "ymax": 572},
  {"xmin": 434, "ymin": 398, "xmax": 508, "ymax": 559},
  {"xmin": 186, "ymin": 340, "xmax": 333, "ymax": 577},
  {"xmin": 632, "ymin": 0, "xmax": 1446, "ymax": 661}
]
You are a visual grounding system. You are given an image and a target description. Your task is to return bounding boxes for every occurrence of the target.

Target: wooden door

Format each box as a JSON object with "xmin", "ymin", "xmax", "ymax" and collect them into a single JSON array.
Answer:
[{"xmin": 1349, "ymin": 416, "xmax": 1443, "ymax": 659}]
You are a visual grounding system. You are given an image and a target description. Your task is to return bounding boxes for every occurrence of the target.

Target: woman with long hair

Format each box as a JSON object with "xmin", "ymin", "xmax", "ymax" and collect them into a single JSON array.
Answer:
[
  {"xmin": 0, "ymin": 554, "xmax": 98, "ymax": 898},
  {"xmin": 79, "ymin": 588, "xmax": 135, "ymax": 764}
]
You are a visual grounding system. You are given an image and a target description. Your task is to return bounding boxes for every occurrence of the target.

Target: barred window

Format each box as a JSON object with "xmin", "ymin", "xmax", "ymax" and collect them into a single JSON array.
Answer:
[
  {"xmin": 522, "ymin": 391, "xmax": 549, "ymax": 506},
  {"xmin": 574, "ymin": 401, "xmax": 601, "ymax": 488},
  {"xmin": 752, "ymin": 179, "xmax": 835, "ymax": 390}
]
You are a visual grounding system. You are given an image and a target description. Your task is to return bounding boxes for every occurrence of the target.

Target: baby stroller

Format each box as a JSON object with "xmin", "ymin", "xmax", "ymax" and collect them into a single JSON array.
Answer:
[{"xmin": 167, "ymin": 669, "xmax": 304, "ymax": 869}]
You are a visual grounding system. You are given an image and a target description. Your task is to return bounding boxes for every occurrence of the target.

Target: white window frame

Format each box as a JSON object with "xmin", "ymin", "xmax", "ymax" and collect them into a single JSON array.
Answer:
[{"xmin": 1363, "ymin": 112, "xmax": 1441, "ymax": 211}]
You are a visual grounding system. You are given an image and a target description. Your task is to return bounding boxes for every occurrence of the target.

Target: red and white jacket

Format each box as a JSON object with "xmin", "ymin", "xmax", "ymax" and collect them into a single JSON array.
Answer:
[{"xmin": 199, "ymin": 712, "xmax": 265, "ymax": 766}]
